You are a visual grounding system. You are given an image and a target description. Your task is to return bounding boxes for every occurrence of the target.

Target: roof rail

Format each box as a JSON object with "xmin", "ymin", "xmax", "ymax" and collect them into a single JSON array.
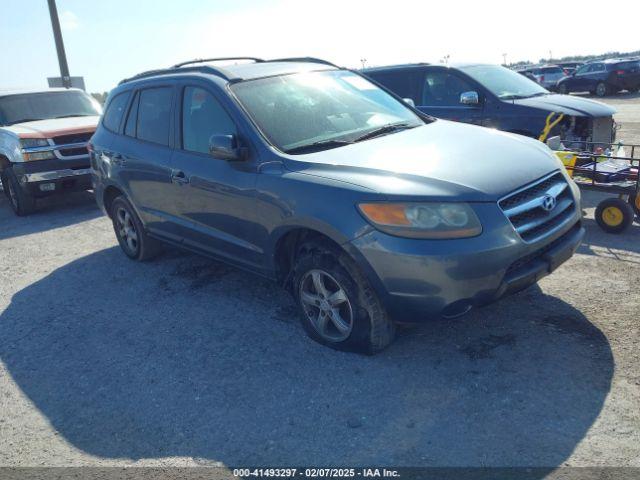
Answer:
[
  {"xmin": 118, "ymin": 56, "xmax": 339, "ymax": 85},
  {"xmin": 266, "ymin": 57, "xmax": 339, "ymax": 68},
  {"xmin": 118, "ymin": 65, "xmax": 239, "ymax": 85},
  {"xmin": 172, "ymin": 57, "xmax": 264, "ymax": 68}
]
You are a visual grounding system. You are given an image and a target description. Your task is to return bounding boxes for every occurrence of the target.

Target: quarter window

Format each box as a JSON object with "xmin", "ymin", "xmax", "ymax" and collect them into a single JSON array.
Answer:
[
  {"xmin": 182, "ymin": 87, "xmax": 236, "ymax": 154},
  {"xmin": 103, "ymin": 92, "xmax": 130, "ymax": 132},
  {"xmin": 124, "ymin": 92, "xmax": 139, "ymax": 137},
  {"xmin": 136, "ymin": 87, "xmax": 173, "ymax": 146}
]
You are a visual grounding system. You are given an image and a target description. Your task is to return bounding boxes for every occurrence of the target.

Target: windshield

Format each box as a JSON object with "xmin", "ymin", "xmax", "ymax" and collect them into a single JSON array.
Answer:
[
  {"xmin": 231, "ymin": 70, "xmax": 424, "ymax": 153},
  {"xmin": 0, "ymin": 91, "xmax": 102, "ymax": 126},
  {"xmin": 460, "ymin": 65, "xmax": 549, "ymax": 99}
]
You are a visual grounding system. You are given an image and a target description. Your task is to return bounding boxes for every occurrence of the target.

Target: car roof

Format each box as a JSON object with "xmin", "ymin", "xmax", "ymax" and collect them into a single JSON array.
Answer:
[
  {"xmin": 119, "ymin": 58, "xmax": 340, "ymax": 86},
  {"xmin": 363, "ymin": 63, "xmax": 431, "ymax": 73},
  {"xmin": 0, "ymin": 87, "xmax": 85, "ymax": 97}
]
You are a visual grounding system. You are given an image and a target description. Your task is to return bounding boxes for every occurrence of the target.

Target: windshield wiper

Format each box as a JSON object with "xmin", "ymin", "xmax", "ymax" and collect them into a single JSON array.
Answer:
[
  {"xmin": 53, "ymin": 114, "xmax": 95, "ymax": 119},
  {"xmin": 353, "ymin": 122, "xmax": 416, "ymax": 143},
  {"xmin": 284, "ymin": 139, "xmax": 353, "ymax": 154},
  {"xmin": 526, "ymin": 92, "xmax": 550, "ymax": 98}
]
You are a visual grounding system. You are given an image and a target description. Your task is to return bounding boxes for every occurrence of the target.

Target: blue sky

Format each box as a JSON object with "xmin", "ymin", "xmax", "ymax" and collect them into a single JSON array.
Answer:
[{"xmin": 2, "ymin": 0, "xmax": 639, "ymax": 93}]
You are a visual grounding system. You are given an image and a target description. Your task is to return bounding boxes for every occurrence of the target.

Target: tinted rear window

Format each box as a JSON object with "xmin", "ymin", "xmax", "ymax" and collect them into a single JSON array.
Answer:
[
  {"xmin": 136, "ymin": 87, "xmax": 172, "ymax": 146},
  {"xmin": 366, "ymin": 70, "xmax": 416, "ymax": 100},
  {"xmin": 103, "ymin": 92, "xmax": 130, "ymax": 132},
  {"xmin": 615, "ymin": 61, "xmax": 639, "ymax": 70},
  {"xmin": 541, "ymin": 67, "xmax": 562, "ymax": 74}
]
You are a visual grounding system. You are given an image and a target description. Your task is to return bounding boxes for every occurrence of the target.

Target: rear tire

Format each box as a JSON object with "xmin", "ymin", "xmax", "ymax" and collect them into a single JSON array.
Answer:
[
  {"xmin": 110, "ymin": 196, "xmax": 162, "ymax": 261},
  {"xmin": 1, "ymin": 167, "xmax": 36, "ymax": 216},
  {"xmin": 595, "ymin": 198, "xmax": 634, "ymax": 233},
  {"xmin": 292, "ymin": 240, "xmax": 395, "ymax": 354},
  {"xmin": 595, "ymin": 82, "xmax": 608, "ymax": 97}
]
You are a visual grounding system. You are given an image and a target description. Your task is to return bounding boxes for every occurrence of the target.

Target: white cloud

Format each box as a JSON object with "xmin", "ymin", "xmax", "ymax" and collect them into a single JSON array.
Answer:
[{"xmin": 60, "ymin": 11, "xmax": 79, "ymax": 31}]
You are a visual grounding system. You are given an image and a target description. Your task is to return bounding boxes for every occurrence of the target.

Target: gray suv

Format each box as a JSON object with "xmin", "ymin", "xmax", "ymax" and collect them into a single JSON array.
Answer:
[{"xmin": 90, "ymin": 57, "xmax": 584, "ymax": 354}]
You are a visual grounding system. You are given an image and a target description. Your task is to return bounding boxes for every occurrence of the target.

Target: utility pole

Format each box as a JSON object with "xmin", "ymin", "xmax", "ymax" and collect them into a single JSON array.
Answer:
[
  {"xmin": 502, "ymin": 53, "xmax": 507, "ymax": 66},
  {"xmin": 47, "ymin": 0, "xmax": 71, "ymax": 88}
]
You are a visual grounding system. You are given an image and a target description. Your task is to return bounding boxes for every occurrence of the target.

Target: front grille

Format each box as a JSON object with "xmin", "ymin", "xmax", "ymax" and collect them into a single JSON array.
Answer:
[
  {"xmin": 52, "ymin": 132, "xmax": 93, "ymax": 145},
  {"xmin": 52, "ymin": 132, "xmax": 93, "ymax": 158},
  {"xmin": 499, "ymin": 171, "xmax": 576, "ymax": 243}
]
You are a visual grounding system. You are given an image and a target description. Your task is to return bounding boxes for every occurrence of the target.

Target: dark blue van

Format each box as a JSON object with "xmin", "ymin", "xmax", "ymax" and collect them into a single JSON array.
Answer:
[{"xmin": 363, "ymin": 63, "xmax": 616, "ymax": 146}]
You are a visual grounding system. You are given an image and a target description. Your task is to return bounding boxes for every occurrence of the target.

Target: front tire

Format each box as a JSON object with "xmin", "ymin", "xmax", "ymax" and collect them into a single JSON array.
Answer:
[
  {"xmin": 557, "ymin": 83, "xmax": 568, "ymax": 94},
  {"xmin": 292, "ymin": 241, "xmax": 395, "ymax": 354},
  {"xmin": 110, "ymin": 196, "xmax": 162, "ymax": 261},
  {"xmin": 1, "ymin": 167, "xmax": 36, "ymax": 216}
]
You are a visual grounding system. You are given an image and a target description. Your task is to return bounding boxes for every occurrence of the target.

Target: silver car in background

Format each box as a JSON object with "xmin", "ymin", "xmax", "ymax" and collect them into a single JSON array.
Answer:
[{"xmin": 521, "ymin": 65, "xmax": 567, "ymax": 90}]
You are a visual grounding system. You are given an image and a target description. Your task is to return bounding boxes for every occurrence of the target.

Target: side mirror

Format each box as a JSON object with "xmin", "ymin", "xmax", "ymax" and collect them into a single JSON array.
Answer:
[
  {"xmin": 403, "ymin": 98, "xmax": 416, "ymax": 108},
  {"xmin": 209, "ymin": 134, "xmax": 243, "ymax": 161},
  {"xmin": 460, "ymin": 91, "xmax": 479, "ymax": 105}
]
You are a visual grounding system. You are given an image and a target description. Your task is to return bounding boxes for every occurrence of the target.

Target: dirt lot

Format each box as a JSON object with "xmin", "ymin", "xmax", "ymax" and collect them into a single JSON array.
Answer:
[{"xmin": 0, "ymin": 95, "xmax": 639, "ymax": 474}]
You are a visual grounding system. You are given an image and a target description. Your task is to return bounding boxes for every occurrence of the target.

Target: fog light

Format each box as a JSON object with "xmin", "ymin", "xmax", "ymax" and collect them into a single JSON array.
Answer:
[{"xmin": 39, "ymin": 183, "xmax": 55, "ymax": 192}]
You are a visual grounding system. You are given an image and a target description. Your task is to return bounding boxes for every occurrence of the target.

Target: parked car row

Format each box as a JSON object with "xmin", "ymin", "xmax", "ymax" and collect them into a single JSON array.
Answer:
[
  {"xmin": 517, "ymin": 58, "xmax": 640, "ymax": 97},
  {"xmin": 1, "ymin": 57, "xmax": 589, "ymax": 353}
]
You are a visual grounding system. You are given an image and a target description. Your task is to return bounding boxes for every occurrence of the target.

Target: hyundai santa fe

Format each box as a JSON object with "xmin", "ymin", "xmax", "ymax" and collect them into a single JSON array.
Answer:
[{"xmin": 90, "ymin": 57, "xmax": 585, "ymax": 354}]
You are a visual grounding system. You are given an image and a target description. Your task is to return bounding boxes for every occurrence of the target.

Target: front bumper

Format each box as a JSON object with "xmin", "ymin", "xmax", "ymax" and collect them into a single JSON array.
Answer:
[
  {"xmin": 12, "ymin": 158, "xmax": 92, "ymax": 197},
  {"xmin": 349, "ymin": 202, "xmax": 584, "ymax": 323}
]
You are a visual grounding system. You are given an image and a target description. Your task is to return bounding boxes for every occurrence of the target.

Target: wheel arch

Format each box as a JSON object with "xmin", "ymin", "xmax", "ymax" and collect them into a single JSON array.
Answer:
[
  {"xmin": 269, "ymin": 222, "xmax": 386, "ymax": 303},
  {"xmin": 102, "ymin": 185, "xmax": 126, "ymax": 218}
]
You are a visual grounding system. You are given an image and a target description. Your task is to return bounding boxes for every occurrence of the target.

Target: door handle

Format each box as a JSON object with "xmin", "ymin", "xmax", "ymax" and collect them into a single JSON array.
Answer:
[{"xmin": 171, "ymin": 169, "xmax": 189, "ymax": 184}]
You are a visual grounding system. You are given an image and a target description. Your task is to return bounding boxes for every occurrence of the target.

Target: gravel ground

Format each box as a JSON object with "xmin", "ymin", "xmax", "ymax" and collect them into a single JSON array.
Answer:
[{"xmin": 0, "ymin": 97, "xmax": 639, "ymax": 474}]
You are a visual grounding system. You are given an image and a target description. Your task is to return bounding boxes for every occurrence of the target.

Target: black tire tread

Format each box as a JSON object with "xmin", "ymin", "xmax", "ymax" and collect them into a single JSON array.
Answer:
[
  {"xmin": 110, "ymin": 195, "xmax": 162, "ymax": 261},
  {"xmin": 2, "ymin": 167, "xmax": 36, "ymax": 216},
  {"xmin": 292, "ymin": 240, "xmax": 395, "ymax": 354}
]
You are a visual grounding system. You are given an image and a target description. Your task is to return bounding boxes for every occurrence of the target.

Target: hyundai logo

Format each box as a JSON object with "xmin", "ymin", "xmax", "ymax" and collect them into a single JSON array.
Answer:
[{"xmin": 541, "ymin": 194, "xmax": 557, "ymax": 212}]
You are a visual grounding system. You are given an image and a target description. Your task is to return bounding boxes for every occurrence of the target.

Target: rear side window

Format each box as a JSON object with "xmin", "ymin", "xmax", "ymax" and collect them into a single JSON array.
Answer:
[
  {"xmin": 136, "ymin": 87, "xmax": 173, "ymax": 146},
  {"xmin": 182, "ymin": 87, "xmax": 236, "ymax": 154},
  {"xmin": 103, "ymin": 92, "xmax": 130, "ymax": 132},
  {"xmin": 366, "ymin": 71, "xmax": 416, "ymax": 102}
]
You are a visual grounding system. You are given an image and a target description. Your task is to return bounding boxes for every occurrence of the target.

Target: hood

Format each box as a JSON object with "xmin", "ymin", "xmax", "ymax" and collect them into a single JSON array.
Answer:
[
  {"xmin": 3, "ymin": 115, "xmax": 100, "ymax": 139},
  {"xmin": 511, "ymin": 94, "xmax": 616, "ymax": 117},
  {"xmin": 284, "ymin": 120, "xmax": 564, "ymax": 201}
]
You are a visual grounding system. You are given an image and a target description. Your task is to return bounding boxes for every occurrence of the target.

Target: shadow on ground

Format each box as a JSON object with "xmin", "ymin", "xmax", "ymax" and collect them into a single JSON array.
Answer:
[
  {"xmin": 0, "ymin": 190, "xmax": 101, "ymax": 241},
  {"xmin": 0, "ymin": 245, "xmax": 613, "ymax": 470}
]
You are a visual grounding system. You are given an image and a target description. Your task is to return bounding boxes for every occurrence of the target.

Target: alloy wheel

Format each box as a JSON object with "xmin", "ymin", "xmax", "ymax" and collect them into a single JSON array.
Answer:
[
  {"xmin": 596, "ymin": 83, "xmax": 606, "ymax": 96},
  {"xmin": 299, "ymin": 269, "xmax": 353, "ymax": 342},
  {"xmin": 116, "ymin": 206, "xmax": 139, "ymax": 254}
]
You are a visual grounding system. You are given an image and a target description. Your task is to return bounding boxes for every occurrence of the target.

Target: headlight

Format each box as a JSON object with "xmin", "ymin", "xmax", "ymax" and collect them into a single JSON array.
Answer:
[
  {"xmin": 20, "ymin": 138, "xmax": 49, "ymax": 148},
  {"xmin": 20, "ymin": 138, "xmax": 55, "ymax": 161},
  {"xmin": 358, "ymin": 202, "xmax": 482, "ymax": 239}
]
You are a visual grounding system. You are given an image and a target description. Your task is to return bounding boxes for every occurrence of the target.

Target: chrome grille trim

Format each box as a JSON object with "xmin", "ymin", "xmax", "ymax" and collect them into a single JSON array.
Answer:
[{"xmin": 499, "ymin": 171, "xmax": 576, "ymax": 243}]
